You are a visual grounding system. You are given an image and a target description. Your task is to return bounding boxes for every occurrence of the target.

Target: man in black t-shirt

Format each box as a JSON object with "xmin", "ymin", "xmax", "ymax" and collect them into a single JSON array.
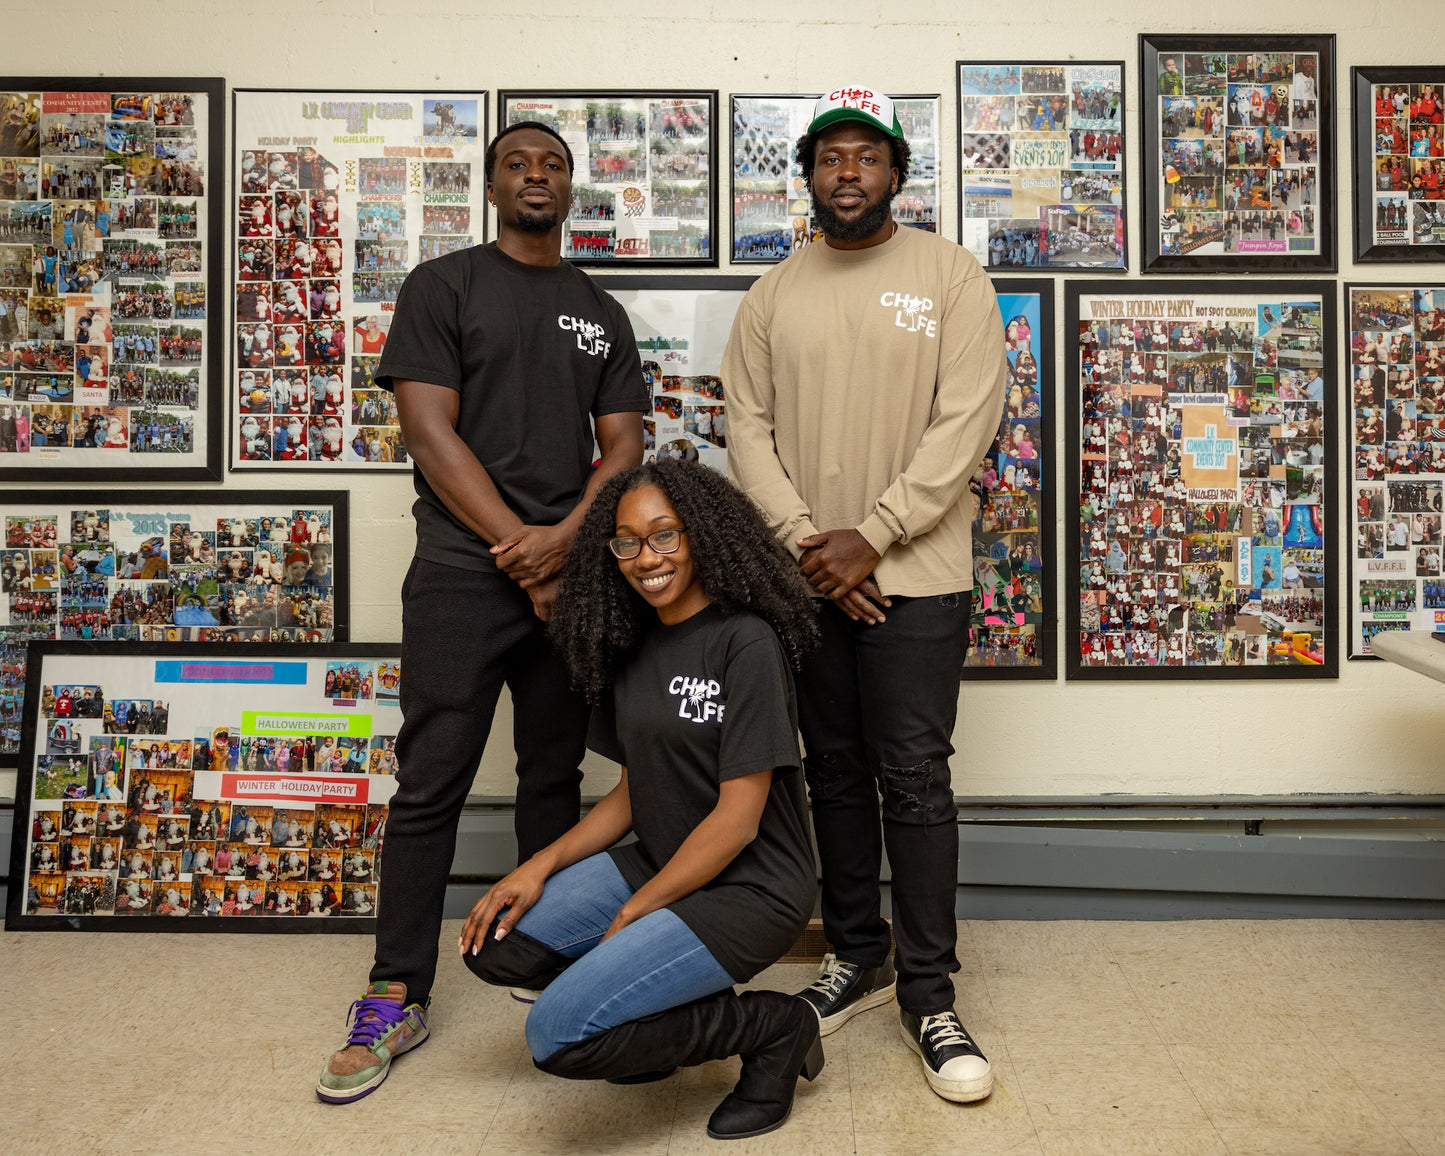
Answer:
[{"xmin": 318, "ymin": 121, "xmax": 646, "ymax": 1105}]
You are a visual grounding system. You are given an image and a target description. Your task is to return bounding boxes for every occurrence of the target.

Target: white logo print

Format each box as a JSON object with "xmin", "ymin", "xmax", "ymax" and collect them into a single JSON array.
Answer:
[
  {"xmin": 558, "ymin": 314, "xmax": 612, "ymax": 357},
  {"xmin": 879, "ymin": 291, "xmax": 937, "ymax": 337},
  {"xmin": 668, "ymin": 675, "xmax": 725, "ymax": 724}
]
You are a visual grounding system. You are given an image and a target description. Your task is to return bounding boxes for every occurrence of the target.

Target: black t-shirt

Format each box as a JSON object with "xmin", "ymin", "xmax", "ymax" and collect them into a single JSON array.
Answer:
[
  {"xmin": 376, "ymin": 242, "xmax": 647, "ymax": 571},
  {"xmin": 589, "ymin": 605, "xmax": 815, "ymax": 983}
]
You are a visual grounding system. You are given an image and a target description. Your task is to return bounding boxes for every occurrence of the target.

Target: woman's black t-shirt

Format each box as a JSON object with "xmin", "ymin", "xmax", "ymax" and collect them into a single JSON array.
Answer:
[{"xmin": 589, "ymin": 605, "xmax": 815, "ymax": 983}]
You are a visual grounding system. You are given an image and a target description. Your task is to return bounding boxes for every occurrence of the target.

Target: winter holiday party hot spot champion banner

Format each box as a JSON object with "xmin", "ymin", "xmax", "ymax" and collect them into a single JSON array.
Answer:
[
  {"xmin": 1346, "ymin": 286, "xmax": 1445, "ymax": 656},
  {"xmin": 956, "ymin": 63, "xmax": 1126, "ymax": 272},
  {"xmin": 1066, "ymin": 282, "xmax": 1337, "ymax": 678},
  {"xmin": 231, "ymin": 90, "xmax": 487, "ymax": 470},
  {"xmin": 0, "ymin": 79, "xmax": 223, "ymax": 481},
  {"xmin": 7, "ymin": 643, "xmax": 396, "ymax": 931},
  {"xmin": 730, "ymin": 93, "xmax": 941, "ymax": 264},
  {"xmin": 0, "ymin": 491, "xmax": 349, "ymax": 763}
]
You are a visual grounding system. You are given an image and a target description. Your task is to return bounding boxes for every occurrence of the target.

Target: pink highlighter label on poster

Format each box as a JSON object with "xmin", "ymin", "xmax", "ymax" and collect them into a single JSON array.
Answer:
[{"xmin": 221, "ymin": 773, "xmax": 371, "ymax": 804}]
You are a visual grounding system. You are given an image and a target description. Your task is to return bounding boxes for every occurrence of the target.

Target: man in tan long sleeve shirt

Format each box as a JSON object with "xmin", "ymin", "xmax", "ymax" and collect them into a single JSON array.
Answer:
[{"xmin": 723, "ymin": 86, "xmax": 1006, "ymax": 1105}]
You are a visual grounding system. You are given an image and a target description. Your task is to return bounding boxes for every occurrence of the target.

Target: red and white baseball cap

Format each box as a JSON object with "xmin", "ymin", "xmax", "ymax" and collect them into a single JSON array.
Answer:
[{"xmin": 807, "ymin": 86, "xmax": 904, "ymax": 140}]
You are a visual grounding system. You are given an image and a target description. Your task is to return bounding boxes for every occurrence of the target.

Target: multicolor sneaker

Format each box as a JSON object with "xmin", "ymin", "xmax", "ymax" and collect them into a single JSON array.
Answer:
[{"xmin": 316, "ymin": 981, "xmax": 429, "ymax": 1103}]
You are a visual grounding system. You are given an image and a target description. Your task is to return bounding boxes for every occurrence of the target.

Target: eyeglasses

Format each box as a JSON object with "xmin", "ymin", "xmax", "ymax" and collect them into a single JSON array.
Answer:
[{"xmin": 607, "ymin": 528, "xmax": 685, "ymax": 559}]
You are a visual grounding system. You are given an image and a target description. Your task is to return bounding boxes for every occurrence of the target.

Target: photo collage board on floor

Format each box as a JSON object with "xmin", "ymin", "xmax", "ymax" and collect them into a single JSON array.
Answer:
[
  {"xmin": 9, "ymin": 646, "xmax": 397, "ymax": 927},
  {"xmin": 730, "ymin": 92, "xmax": 941, "ymax": 263},
  {"xmin": 500, "ymin": 92, "xmax": 716, "ymax": 265},
  {"xmin": 597, "ymin": 277, "xmax": 752, "ymax": 475},
  {"xmin": 231, "ymin": 91, "xmax": 487, "ymax": 469},
  {"xmin": 957, "ymin": 62, "xmax": 1126, "ymax": 271},
  {"xmin": 966, "ymin": 281, "xmax": 1053, "ymax": 676},
  {"xmin": 0, "ymin": 493, "xmax": 348, "ymax": 760},
  {"xmin": 1068, "ymin": 283, "xmax": 1334, "ymax": 675},
  {"xmin": 0, "ymin": 82, "xmax": 219, "ymax": 476},
  {"xmin": 1346, "ymin": 286, "xmax": 1445, "ymax": 656},
  {"xmin": 1153, "ymin": 49, "xmax": 1323, "ymax": 260}
]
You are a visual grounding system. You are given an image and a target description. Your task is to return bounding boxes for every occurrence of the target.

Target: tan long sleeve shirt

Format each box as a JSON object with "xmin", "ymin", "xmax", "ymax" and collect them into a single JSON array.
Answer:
[{"xmin": 722, "ymin": 225, "xmax": 1007, "ymax": 597}]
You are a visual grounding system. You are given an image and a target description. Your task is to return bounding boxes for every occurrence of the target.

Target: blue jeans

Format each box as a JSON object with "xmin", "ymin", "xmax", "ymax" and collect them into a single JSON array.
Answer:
[{"xmin": 508, "ymin": 853, "xmax": 734, "ymax": 1060}]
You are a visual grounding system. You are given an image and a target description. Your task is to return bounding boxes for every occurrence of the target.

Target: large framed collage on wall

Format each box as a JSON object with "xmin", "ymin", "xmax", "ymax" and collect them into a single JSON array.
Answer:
[
  {"xmin": 0, "ymin": 491, "xmax": 350, "ymax": 763},
  {"xmin": 499, "ymin": 90, "xmax": 718, "ymax": 266},
  {"xmin": 957, "ymin": 62, "xmax": 1126, "ymax": 272},
  {"xmin": 231, "ymin": 90, "xmax": 488, "ymax": 471},
  {"xmin": 7, "ymin": 642, "xmax": 395, "ymax": 930},
  {"xmin": 0, "ymin": 78, "xmax": 224, "ymax": 480},
  {"xmin": 1066, "ymin": 281, "xmax": 1337, "ymax": 678},
  {"xmin": 1345, "ymin": 285, "xmax": 1445, "ymax": 656},
  {"xmin": 1138, "ymin": 35, "xmax": 1336, "ymax": 274}
]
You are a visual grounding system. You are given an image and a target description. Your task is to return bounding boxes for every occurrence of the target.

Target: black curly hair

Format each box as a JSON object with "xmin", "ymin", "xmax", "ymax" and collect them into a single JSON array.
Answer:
[
  {"xmin": 549, "ymin": 460, "xmax": 820, "ymax": 703},
  {"xmin": 794, "ymin": 125, "xmax": 911, "ymax": 191}
]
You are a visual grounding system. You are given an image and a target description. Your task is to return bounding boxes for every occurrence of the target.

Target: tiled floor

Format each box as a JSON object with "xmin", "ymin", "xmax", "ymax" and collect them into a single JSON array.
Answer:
[{"xmin": 3, "ymin": 919, "xmax": 1443, "ymax": 1154}]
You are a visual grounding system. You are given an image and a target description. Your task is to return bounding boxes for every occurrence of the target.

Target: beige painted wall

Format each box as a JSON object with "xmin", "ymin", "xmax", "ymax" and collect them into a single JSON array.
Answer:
[{"xmin": 4, "ymin": 0, "xmax": 1443, "ymax": 801}]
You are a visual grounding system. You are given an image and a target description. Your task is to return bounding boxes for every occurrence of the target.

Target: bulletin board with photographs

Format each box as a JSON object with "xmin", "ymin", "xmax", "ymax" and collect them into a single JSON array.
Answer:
[
  {"xmin": 1066, "ymin": 281, "xmax": 1337, "ymax": 678},
  {"xmin": 965, "ymin": 279, "xmax": 1055, "ymax": 678},
  {"xmin": 231, "ymin": 90, "xmax": 488, "ymax": 470},
  {"xmin": 730, "ymin": 93, "xmax": 942, "ymax": 264},
  {"xmin": 592, "ymin": 275, "xmax": 753, "ymax": 474},
  {"xmin": 1345, "ymin": 285, "xmax": 1445, "ymax": 656},
  {"xmin": 0, "ymin": 491, "xmax": 350, "ymax": 765},
  {"xmin": 0, "ymin": 78, "xmax": 223, "ymax": 480},
  {"xmin": 6, "ymin": 642, "xmax": 397, "ymax": 930},
  {"xmin": 499, "ymin": 90, "xmax": 717, "ymax": 265},
  {"xmin": 1351, "ymin": 68, "xmax": 1445, "ymax": 262},
  {"xmin": 956, "ymin": 63, "xmax": 1126, "ymax": 272},
  {"xmin": 1138, "ymin": 35, "xmax": 1335, "ymax": 273}
]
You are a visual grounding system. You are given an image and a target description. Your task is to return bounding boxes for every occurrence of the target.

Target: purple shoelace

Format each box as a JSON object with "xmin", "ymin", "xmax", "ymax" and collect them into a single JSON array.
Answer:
[{"xmin": 345, "ymin": 995, "xmax": 405, "ymax": 1047}]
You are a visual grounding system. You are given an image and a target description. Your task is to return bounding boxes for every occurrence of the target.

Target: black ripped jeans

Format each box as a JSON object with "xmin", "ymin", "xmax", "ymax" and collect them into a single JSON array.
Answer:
[{"xmin": 795, "ymin": 592, "xmax": 971, "ymax": 1015}]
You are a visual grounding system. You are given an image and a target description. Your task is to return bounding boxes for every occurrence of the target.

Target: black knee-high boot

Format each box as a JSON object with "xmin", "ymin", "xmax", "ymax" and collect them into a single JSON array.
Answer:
[
  {"xmin": 462, "ymin": 926, "xmax": 572, "ymax": 990},
  {"xmin": 535, "ymin": 988, "xmax": 825, "ymax": 1141}
]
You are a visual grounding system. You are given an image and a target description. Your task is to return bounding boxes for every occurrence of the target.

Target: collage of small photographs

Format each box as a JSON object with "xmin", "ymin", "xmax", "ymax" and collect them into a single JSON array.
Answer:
[
  {"xmin": 0, "ymin": 88, "xmax": 208, "ymax": 460},
  {"xmin": 1369, "ymin": 81, "xmax": 1445, "ymax": 249},
  {"xmin": 503, "ymin": 96, "xmax": 713, "ymax": 262},
  {"xmin": 1156, "ymin": 51, "xmax": 1322, "ymax": 258},
  {"xmin": 967, "ymin": 289, "xmax": 1046, "ymax": 669},
  {"xmin": 957, "ymin": 64, "xmax": 1126, "ymax": 271},
  {"xmin": 1076, "ymin": 292, "xmax": 1328, "ymax": 668},
  {"xmin": 1348, "ymin": 287, "xmax": 1445, "ymax": 655},
  {"xmin": 233, "ymin": 95, "xmax": 485, "ymax": 468},
  {"xmin": 730, "ymin": 93, "xmax": 940, "ymax": 263},
  {"xmin": 0, "ymin": 501, "xmax": 341, "ymax": 755},
  {"xmin": 638, "ymin": 331, "xmax": 727, "ymax": 476},
  {"xmin": 22, "ymin": 656, "xmax": 397, "ymax": 919}
]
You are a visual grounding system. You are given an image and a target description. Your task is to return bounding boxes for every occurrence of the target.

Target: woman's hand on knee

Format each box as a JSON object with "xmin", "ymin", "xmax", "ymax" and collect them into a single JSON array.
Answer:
[{"xmin": 459, "ymin": 861, "xmax": 548, "ymax": 955}]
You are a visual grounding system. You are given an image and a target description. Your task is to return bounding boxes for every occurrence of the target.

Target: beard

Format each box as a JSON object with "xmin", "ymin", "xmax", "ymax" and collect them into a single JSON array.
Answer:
[
  {"xmin": 514, "ymin": 206, "xmax": 560, "ymax": 233},
  {"xmin": 812, "ymin": 185, "xmax": 894, "ymax": 242}
]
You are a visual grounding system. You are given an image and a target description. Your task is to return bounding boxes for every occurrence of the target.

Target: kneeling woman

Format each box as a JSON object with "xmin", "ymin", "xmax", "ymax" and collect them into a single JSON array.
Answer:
[{"xmin": 459, "ymin": 460, "xmax": 820, "ymax": 1140}]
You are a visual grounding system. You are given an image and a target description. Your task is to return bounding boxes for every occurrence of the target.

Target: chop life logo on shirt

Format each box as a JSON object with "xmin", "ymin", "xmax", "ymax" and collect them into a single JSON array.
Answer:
[
  {"xmin": 668, "ymin": 675, "xmax": 725, "ymax": 724},
  {"xmin": 558, "ymin": 314, "xmax": 611, "ymax": 356},
  {"xmin": 879, "ymin": 291, "xmax": 937, "ymax": 336}
]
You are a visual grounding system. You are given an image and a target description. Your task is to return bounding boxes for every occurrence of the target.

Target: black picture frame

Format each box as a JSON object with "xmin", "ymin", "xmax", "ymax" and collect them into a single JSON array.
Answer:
[
  {"xmin": 1342, "ymin": 283, "xmax": 1445, "ymax": 657},
  {"xmin": 965, "ymin": 278, "xmax": 1057, "ymax": 679},
  {"xmin": 1350, "ymin": 67, "xmax": 1445, "ymax": 262},
  {"xmin": 729, "ymin": 93, "xmax": 942, "ymax": 265},
  {"xmin": 7, "ymin": 641, "xmax": 395, "ymax": 932},
  {"xmin": 0, "ymin": 489, "xmax": 351, "ymax": 766},
  {"xmin": 956, "ymin": 62, "xmax": 1127, "ymax": 272},
  {"xmin": 0, "ymin": 77, "xmax": 225, "ymax": 480},
  {"xmin": 499, "ymin": 90, "xmax": 718, "ymax": 266},
  {"xmin": 229, "ymin": 88, "xmax": 490, "ymax": 472},
  {"xmin": 1065, "ymin": 279, "xmax": 1339, "ymax": 679},
  {"xmin": 1138, "ymin": 35, "xmax": 1336, "ymax": 273}
]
